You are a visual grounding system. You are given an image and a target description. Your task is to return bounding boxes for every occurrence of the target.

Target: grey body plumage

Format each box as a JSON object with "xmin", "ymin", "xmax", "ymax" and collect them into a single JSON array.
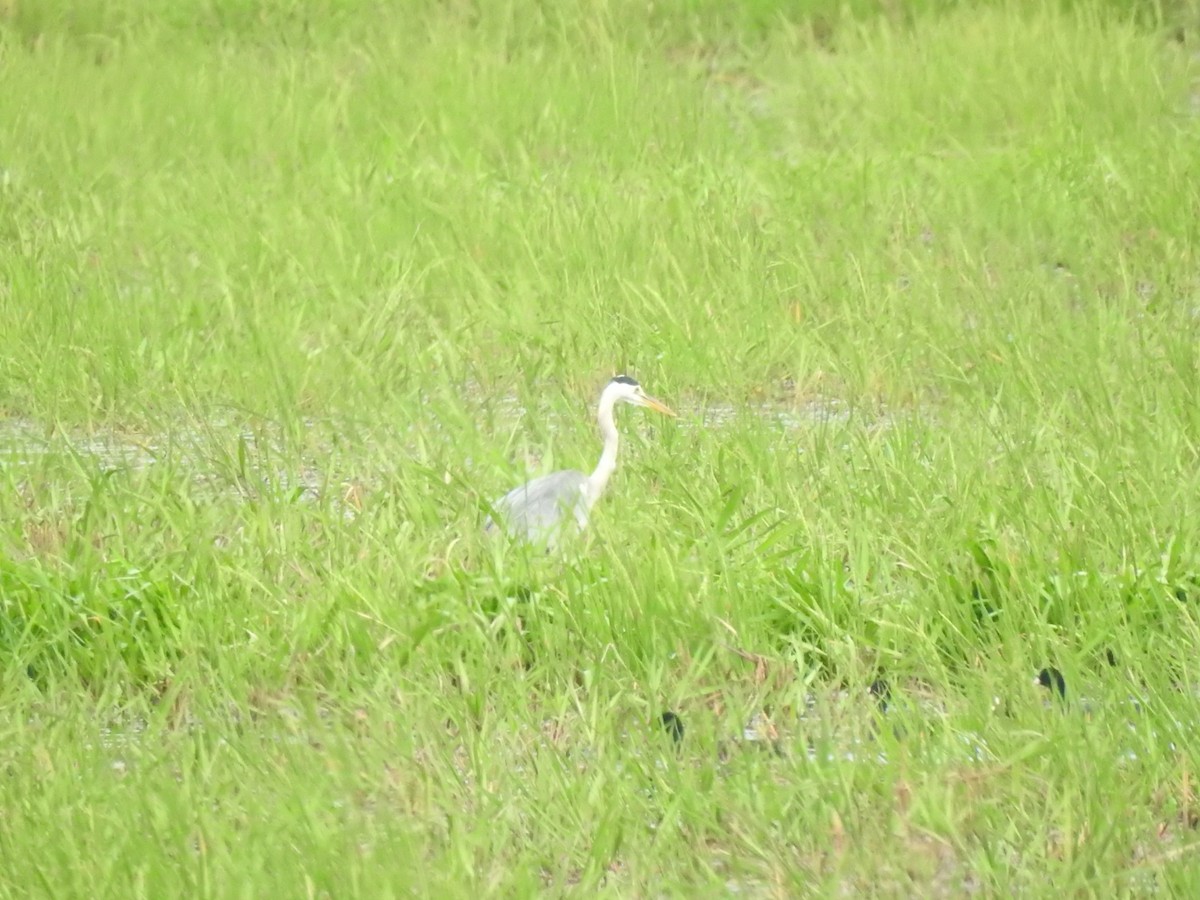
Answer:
[{"xmin": 483, "ymin": 469, "xmax": 590, "ymax": 541}]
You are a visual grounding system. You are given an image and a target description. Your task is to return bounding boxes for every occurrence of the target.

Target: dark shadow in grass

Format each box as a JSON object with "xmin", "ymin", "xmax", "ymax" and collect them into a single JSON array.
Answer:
[
  {"xmin": 477, "ymin": 582, "xmax": 538, "ymax": 616},
  {"xmin": 1172, "ymin": 574, "xmax": 1200, "ymax": 605},
  {"xmin": 868, "ymin": 678, "xmax": 891, "ymax": 713},
  {"xmin": 867, "ymin": 676, "xmax": 915, "ymax": 742},
  {"xmin": 1036, "ymin": 666, "xmax": 1067, "ymax": 701},
  {"xmin": 660, "ymin": 710, "xmax": 685, "ymax": 748},
  {"xmin": 948, "ymin": 538, "xmax": 1011, "ymax": 630}
]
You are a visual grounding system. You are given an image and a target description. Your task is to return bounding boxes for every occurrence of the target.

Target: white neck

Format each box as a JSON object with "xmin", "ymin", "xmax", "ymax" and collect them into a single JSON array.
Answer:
[{"xmin": 586, "ymin": 388, "xmax": 620, "ymax": 508}]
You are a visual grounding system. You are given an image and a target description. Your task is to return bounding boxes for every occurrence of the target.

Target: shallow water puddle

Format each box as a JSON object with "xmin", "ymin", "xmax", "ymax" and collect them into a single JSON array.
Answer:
[{"xmin": 0, "ymin": 396, "xmax": 890, "ymax": 503}]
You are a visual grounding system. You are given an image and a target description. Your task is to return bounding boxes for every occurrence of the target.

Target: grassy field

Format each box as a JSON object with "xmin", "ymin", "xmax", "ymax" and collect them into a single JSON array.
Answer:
[{"xmin": 2, "ymin": 0, "xmax": 1200, "ymax": 894}]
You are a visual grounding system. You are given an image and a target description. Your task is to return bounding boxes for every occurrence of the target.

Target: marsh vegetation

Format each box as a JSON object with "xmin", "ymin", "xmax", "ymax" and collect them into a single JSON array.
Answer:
[{"xmin": 2, "ymin": 0, "xmax": 1200, "ymax": 893}]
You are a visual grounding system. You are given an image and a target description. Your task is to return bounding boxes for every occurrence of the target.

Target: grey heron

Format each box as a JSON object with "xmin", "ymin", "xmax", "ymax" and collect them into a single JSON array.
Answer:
[{"xmin": 484, "ymin": 375, "xmax": 676, "ymax": 546}]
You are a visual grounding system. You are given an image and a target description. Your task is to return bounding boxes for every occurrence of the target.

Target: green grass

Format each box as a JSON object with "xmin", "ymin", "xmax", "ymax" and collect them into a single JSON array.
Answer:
[{"xmin": 3, "ymin": 0, "xmax": 1200, "ymax": 893}]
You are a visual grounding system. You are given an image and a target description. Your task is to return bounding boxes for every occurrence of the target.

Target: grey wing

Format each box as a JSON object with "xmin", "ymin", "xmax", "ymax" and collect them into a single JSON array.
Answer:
[{"xmin": 484, "ymin": 469, "xmax": 589, "ymax": 542}]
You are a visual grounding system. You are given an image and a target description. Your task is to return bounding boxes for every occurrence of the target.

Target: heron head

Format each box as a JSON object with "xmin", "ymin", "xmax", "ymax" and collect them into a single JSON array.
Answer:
[{"xmin": 608, "ymin": 375, "xmax": 677, "ymax": 417}]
